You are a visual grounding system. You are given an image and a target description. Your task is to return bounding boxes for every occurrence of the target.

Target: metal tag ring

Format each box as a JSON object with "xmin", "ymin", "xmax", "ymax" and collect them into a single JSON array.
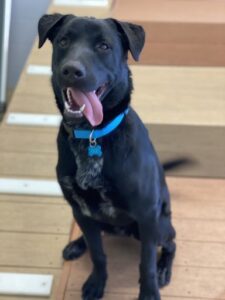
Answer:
[{"xmin": 89, "ymin": 130, "xmax": 97, "ymax": 146}]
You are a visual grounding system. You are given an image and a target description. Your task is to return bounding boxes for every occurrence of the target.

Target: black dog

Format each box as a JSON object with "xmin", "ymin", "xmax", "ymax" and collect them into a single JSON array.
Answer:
[{"xmin": 38, "ymin": 14, "xmax": 176, "ymax": 300}]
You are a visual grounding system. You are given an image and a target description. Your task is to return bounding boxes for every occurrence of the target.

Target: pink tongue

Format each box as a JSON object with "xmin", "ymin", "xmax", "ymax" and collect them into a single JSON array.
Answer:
[{"xmin": 69, "ymin": 88, "xmax": 103, "ymax": 126}]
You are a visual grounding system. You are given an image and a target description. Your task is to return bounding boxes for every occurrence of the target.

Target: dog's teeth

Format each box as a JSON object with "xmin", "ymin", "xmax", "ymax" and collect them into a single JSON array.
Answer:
[
  {"xmin": 64, "ymin": 100, "xmax": 70, "ymax": 110},
  {"xmin": 64, "ymin": 89, "xmax": 84, "ymax": 117},
  {"xmin": 66, "ymin": 89, "xmax": 72, "ymax": 104},
  {"xmin": 66, "ymin": 89, "xmax": 70, "ymax": 101},
  {"xmin": 73, "ymin": 110, "xmax": 80, "ymax": 114},
  {"xmin": 79, "ymin": 104, "xmax": 85, "ymax": 112},
  {"xmin": 67, "ymin": 107, "xmax": 83, "ymax": 116}
]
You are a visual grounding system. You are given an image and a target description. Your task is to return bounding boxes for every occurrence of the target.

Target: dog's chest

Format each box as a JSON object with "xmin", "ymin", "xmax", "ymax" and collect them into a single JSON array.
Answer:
[
  {"xmin": 70, "ymin": 142, "xmax": 127, "ymax": 222},
  {"xmin": 73, "ymin": 142, "xmax": 104, "ymax": 190},
  {"xmin": 73, "ymin": 189, "xmax": 119, "ymax": 221}
]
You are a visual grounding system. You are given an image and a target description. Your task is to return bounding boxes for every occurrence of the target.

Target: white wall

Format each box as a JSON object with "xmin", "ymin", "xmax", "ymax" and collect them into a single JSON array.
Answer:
[{"xmin": 7, "ymin": 0, "xmax": 51, "ymax": 90}]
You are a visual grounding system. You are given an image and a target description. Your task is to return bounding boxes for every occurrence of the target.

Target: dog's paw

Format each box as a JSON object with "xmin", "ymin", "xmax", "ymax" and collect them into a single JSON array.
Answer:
[
  {"xmin": 138, "ymin": 292, "xmax": 161, "ymax": 300},
  {"xmin": 138, "ymin": 285, "xmax": 161, "ymax": 300},
  {"xmin": 63, "ymin": 236, "xmax": 87, "ymax": 261},
  {"xmin": 157, "ymin": 253, "xmax": 173, "ymax": 288},
  {"xmin": 82, "ymin": 272, "xmax": 107, "ymax": 300},
  {"xmin": 138, "ymin": 291, "xmax": 161, "ymax": 300},
  {"xmin": 157, "ymin": 264, "xmax": 171, "ymax": 288}
]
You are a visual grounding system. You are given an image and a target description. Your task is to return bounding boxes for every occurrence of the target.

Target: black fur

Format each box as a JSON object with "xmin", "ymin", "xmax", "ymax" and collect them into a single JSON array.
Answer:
[{"xmin": 38, "ymin": 14, "xmax": 176, "ymax": 300}]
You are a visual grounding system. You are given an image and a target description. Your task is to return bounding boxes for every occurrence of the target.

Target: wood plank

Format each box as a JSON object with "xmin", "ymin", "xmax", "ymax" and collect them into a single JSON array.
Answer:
[
  {"xmin": 66, "ymin": 236, "xmax": 225, "ymax": 299},
  {"xmin": 32, "ymin": 10, "xmax": 225, "ymax": 68},
  {"xmin": 0, "ymin": 191, "xmax": 219, "ymax": 241},
  {"xmin": 173, "ymin": 198, "xmax": 225, "ymax": 221},
  {"xmin": 29, "ymin": 40, "xmax": 53, "ymax": 65},
  {"xmin": 0, "ymin": 267, "xmax": 61, "ymax": 300},
  {"xmin": 8, "ymin": 93, "xmax": 57, "ymax": 114},
  {"xmin": 57, "ymin": 177, "xmax": 225, "ymax": 300},
  {"xmin": 0, "ymin": 194, "xmax": 64, "ymax": 205},
  {"xmin": 138, "ymin": 42, "xmax": 225, "ymax": 67},
  {"xmin": 58, "ymin": 211, "xmax": 225, "ymax": 246},
  {"xmin": 29, "ymin": 50, "xmax": 51, "ymax": 66},
  {"xmin": 0, "ymin": 123, "xmax": 224, "ymax": 178},
  {"xmin": 113, "ymin": 0, "xmax": 225, "ymax": 24},
  {"xmin": 63, "ymin": 237, "xmax": 225, "ymax": 296},
  {"xmin": 5, "ymin": 73, "xmax": 53, "ymax": 115},
  {"xmin": 0, "ymin": 201, "xmax": 72, "ymax": 234},
  {"xmin": 0, "ymin": 156, "xmax": 224, "ymax": 202},
  {"xmin": 0, "ymin": 178, "xmax": 225, "ymax": 239},
  {"xmin": 1, "ymin": 124, "xmax": 224, "ymax": 178},
  {"xmin": 54, "ymin": 177, "xmax": 225, "ymax": 299},
  {"xmin": 132, "ymin": 66, "xmax": 225, "ymax": 127},
  {"xmin": 0, "ymin": 126, "xmax": 57, "ymax": 154},
  {"xmin": 56, "ymin": 262, "xmax": 72, "ymax": 300},
  {"xmin": 14, "ymin": 74, "xmax": 52, "ymax": 98},
  {"xmin": 64, "ymin": 291, "xmax": 218, "ymax": 300},
  {"xmin": 168, "ymin": 177, "xmax": 225, "ymax": 220},
  {"xmin": 48, "ymin": 4, "xmax": 112, "ymax": 18},
  {"xmin": 149, "ymin": 124, "xmax": 225, "ymax": 178},
  {"xmin": 163, "ymin": 266, "xmax": 225, "ymax": 299},
  {"xmin": 0, "ymin": 152, "xmax": 56, "ymax": 178},
  {"xmin": 8, "ymin": 66, "xmax": 225, "ymax": 126},
  {"xmin": 0, "ymin": 232, "xmax": 68, "ymax": 268},
  {"xmin": 112, "ymin": 0, "xmax": 225, "ymax": 66},
  {"xmin": 66, "ymin": 236, "xmax": 225, "ymax": 271},
  {"xmin": 55, "ymin": 223, "xmax": 79, "ymax": 300},
  {"xmin": 0, "ymin": 175, "xmax": 224, "ymax": 219},
  {"xmin": 174, "ymin": 218, "xmax": 225, "ymax": 243},
  {"xmin": 176, "ymin": 240, "xmax": 225, "ymax": 269}
]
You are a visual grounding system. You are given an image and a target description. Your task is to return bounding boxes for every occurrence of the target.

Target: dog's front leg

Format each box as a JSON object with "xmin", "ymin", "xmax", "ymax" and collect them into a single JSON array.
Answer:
[
  {"xmin": 73, "ymin": 208, "xmax": 107, "ymax": 300},
  {"xmin": 138, "ymin": 212, "xmax": 160, "ymax": 300}
]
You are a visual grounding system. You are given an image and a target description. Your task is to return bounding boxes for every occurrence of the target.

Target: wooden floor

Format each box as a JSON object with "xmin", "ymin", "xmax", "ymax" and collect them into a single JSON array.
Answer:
[
  {"xmin": 0, "ymin": 1, "xmax": 225, "ymax": 300},
  {"xmin": 58, "ymin": 177, "xmax": 225, "ymax": 300}
]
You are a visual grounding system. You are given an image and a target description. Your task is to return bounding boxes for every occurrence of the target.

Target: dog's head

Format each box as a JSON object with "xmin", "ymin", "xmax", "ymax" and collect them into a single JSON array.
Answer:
[{"xmin": 38, "ymin": 14, "xmax": 145, "ymax": 127}]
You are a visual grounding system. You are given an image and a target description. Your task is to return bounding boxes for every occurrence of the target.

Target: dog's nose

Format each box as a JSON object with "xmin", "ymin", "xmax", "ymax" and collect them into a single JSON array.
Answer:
[{"xmin": 61, "ymin": 61, "xmax": 86, "ymax": 81}]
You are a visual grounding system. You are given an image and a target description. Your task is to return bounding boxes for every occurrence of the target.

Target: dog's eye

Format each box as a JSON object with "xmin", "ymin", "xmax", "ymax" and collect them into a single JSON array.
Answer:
[
  {"xmin": 98, "ymin": 42, "xmax": 110, "ymax": 51},
  {"xmin": 58, "ymin": 37, "xmax": 69, "ymax": 48}
]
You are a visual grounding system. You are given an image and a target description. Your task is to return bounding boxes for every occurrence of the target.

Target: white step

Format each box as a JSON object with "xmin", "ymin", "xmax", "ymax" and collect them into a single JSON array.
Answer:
[{"xmin": 0, "ymin": 273, "xmax": 53, "ymax": 297}]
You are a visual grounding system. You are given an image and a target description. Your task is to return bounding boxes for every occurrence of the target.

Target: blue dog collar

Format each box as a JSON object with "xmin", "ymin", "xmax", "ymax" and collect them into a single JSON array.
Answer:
[
  {"xmin": 73, "ymin": 108, "xmax": 129, "ymax": 157},
  {"xmin": 74, "ymin": 108, "xmax": 129, "ymax": 139}
]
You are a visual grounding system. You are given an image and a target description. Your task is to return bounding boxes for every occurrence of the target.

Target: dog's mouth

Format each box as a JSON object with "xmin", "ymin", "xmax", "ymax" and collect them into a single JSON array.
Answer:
[{"xmin": 62, "ymin": 84, "xmax": 107, "ymax": 127}]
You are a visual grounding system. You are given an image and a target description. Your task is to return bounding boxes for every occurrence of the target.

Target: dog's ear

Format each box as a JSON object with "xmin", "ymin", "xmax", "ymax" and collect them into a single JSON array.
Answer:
[
  {"xmin": 38, "ymin": 13, "xmax": 72, "ymax": 48},
  {"xmin": 109, "ymin": 19, "xmax": 145, "ymax": 61}
]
